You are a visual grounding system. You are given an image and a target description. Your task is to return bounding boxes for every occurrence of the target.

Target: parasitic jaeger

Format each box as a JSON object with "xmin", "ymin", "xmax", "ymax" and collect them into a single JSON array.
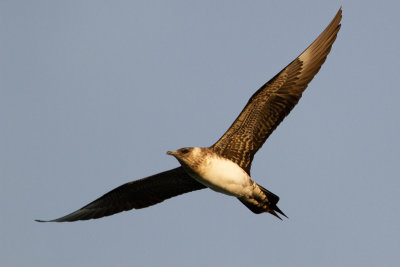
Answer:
[{"xmin": 36, "ymin": 8, "xmax": 341, "ymax": 222}]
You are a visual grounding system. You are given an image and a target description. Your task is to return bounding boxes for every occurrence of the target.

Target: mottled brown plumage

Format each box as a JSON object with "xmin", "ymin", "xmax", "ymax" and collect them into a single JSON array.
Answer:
[
  {"xmin": 36, "ymin": 9, "xmax": 341, "ymax": 222},
  {"xmin": 212, "ymin": 9, "xmax": 342, "ymax": 174}
]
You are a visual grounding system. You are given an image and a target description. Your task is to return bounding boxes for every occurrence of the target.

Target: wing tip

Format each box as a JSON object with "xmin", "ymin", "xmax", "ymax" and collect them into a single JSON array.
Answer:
[{"xmin": 35, "ymin": 219, "xmax": 51, "ymax": 223}]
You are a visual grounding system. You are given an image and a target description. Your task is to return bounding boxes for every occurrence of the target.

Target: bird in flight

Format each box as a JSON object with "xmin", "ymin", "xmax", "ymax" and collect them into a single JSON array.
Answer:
[{"xmin": 36, "ymin": 8, "xmax": 341, "ymax": 222}]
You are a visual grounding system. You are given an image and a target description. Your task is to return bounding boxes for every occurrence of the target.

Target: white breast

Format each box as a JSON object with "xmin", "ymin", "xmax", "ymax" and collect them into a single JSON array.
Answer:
[{"xmin": 193, "ymin": 156, "xmax": 255, "ymax": 198}]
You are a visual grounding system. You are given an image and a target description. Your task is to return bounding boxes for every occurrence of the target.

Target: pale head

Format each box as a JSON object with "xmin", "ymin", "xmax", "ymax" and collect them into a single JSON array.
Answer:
[{"xmin": 167, "ymin": 147, "xmax": 206, "ymax": 169}]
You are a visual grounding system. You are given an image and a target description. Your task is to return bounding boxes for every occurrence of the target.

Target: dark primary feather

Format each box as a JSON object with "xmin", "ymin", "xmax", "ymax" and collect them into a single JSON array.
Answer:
[
  {"xmin": 36, "ymin": 167, "xmax": 205, "ymax": 222},
  {"xmin": 211, "ymin": 8, "xmax": 342, "ymax": 175}
]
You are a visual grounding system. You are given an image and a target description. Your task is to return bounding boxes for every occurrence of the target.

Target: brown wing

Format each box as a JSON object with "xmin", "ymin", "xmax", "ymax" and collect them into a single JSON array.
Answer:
[
  {"xmin": 211, "ymin": 8, "xmax": 342, "ymax": 174},
  {"xmin": 36, "ymin": 167, "xmax": 206, "ymax": 222}
]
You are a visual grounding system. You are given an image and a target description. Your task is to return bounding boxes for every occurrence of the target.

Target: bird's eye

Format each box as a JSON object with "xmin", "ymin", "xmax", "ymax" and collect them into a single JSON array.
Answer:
[{"xmin": 181, "ymin": 148, "xmax": 190, "ymax": 154}]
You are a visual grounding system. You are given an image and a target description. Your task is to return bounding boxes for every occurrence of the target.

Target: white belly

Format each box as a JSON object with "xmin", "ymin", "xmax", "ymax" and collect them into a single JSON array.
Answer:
[{"xmin": 191, "ymin": 156, "xmax": 255, "ymax": 197}]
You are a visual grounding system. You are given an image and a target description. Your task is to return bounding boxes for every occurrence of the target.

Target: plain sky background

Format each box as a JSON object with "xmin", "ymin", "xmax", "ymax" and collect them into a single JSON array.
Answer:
[{"xmin": 1, "ymin": 1, "xmax": 399, "ymax": 266}]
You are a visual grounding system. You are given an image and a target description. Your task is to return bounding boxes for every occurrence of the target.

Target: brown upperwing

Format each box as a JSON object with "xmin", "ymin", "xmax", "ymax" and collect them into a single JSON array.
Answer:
[{"xmin": 211, "ymin": 8, "xmax": 342, "ymax": 175}]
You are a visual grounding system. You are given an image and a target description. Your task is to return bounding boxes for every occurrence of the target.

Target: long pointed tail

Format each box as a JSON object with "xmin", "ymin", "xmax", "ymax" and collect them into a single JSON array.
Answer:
[{"xmin": 238, "ymin": 184, "xmax": 287, "ymax": 220}]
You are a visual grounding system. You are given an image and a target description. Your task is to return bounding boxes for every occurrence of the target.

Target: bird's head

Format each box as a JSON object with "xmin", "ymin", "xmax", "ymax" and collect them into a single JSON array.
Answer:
[
  {"xmin": 167, "ymin": 147, "xmax": 204, "ymax": 169},
  {"xmin": 167, "ymin": 147, "xmax": 193, "ymax": 162}
]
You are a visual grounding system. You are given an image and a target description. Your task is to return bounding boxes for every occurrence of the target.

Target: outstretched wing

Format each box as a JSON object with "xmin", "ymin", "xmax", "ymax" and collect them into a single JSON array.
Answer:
[
  {"xmin": 36, "ymin": 167, "xmax": 206, "ymax": 222},
  {"xmin": 211, "ymin": 8, "xmax": 342, "ymax": 174}
]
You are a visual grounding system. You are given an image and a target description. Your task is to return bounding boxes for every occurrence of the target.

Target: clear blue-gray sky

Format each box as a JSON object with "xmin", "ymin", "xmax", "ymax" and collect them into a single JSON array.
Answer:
[{"xmin": 1, "ymin": 1, "xmax": 399, "ymax": 266}]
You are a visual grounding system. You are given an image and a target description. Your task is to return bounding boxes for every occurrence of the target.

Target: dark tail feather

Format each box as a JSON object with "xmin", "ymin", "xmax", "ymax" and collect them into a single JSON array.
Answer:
[
  {"xmin": 273, "ymin": 204, "xmax": 288, "ymax": 218},
  {"xmin": 238, "ymin": 184, "xmax": 287, "ymax": 219},
  {"xmin": 259, "ymin": 184, "xmax": 288, "ymax": 219},
  {"xmin": 268, "ymin": 205, "xmax": 288, "ymax": 220}
]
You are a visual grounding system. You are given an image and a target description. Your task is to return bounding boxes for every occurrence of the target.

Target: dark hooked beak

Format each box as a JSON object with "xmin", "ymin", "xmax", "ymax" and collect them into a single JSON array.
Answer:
[{"xmin": 167, "ymin": 151, "xmax": 176, "ymax": 156}]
